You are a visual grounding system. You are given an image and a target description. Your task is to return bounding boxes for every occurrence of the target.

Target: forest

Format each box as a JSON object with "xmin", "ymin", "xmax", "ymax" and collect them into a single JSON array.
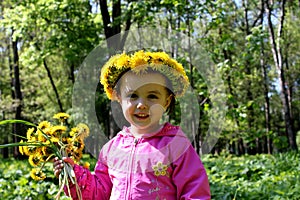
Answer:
[
  {"xmin": 1, "ymin": 0, "xmax": 299, "ymax": 156},
  {"xmin": 0, "ymin": 0, "xmax": 300, "ymax": 199}
]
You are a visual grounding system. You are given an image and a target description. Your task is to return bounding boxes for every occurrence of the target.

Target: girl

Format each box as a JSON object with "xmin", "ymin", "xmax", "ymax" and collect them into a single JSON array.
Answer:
[{"xmin": 53, "ymin": 50, "xmax": 211, "ymax": 199}]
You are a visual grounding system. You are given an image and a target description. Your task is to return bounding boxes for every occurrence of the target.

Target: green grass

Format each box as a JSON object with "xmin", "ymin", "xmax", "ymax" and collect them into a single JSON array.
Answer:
[
  {"xmin": 0, "ymin": 152, "xmax": 299, "ymax": 199},
  {"xmin": 203, "ymin": 152, "xmax": 300, "ymax": 200}
]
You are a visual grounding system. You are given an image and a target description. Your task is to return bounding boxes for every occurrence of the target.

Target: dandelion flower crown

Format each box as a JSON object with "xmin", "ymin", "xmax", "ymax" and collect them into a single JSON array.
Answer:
[{"xmin": 100, "ymin": 50, "xmax": 190, "ymax": 100}]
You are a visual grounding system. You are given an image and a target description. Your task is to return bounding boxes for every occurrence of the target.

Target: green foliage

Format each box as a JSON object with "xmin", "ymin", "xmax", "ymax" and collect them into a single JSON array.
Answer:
[
  {"xmin": 0, "ymin": 0, "xmax": 102, "ymax": 122},
  {"xmin": 1, "ymin": 0, "xmax": 300, "ymax": 155},
  {"xmin": 0, "ymin": 154, "xmax": 96, "ymax": 199},
  {"xmin": 203, "ymin": 152, "xmax": 300, "ymax": 199},
  {"xmin": 0, "ymin": 158, "xmax": 61, "ymax": 199},
  {"xmin": 1, "ymin": 153, "xmax": 299, "ymax": 199}
]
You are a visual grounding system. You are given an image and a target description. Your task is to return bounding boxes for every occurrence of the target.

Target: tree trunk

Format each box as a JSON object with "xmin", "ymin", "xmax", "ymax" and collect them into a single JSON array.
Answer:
[
  {"xmin": 43, "ymin": 59, "xmax": 64, "ymax": 112},
  {"xmin": 238, "ymin": 138, "xmax": 245, "ymax": 155},
  {"xmin": 261, "ymin": 55, "xmax": 272, "ymax": 154},
  {"xmin": 99, "ymin": 0, "xmax": 132, "ymax": 52},
  {"xmin": 284, "ymin": 46, "xmax": 295, "ymax": 141},
  {"xmin": 260, "ymin": 0, "xmax": 272, "ymax": 154},
  {"xmin": 0, "ymin": 90, "xmax": 9, "ymax": 158},
  {"xmin": 70, "ymin": 63, "xmax": 75, "ymax": 84},
  {"xmin": 31, "ymin": 41, "xmax": 64, "ymax": 112},
  {"xmin": 11, "ymin": 37, "xmax": 23, "ymax": 158},
  {"xmin": 265, "ymin": 0, "xmax": 297, "ymax": 151},
  {"xmin": 186, "ymin": 11, "xmax": 199, "ymax": 155},
  {"xmin": 99, "ymin": 0, "xmax": 132, "ymax": 138}
]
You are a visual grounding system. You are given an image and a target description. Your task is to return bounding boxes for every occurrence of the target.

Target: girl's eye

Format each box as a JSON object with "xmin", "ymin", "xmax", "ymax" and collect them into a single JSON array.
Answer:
[
  {"xmin": 148, "ymin": 94, "xmax": 158, "ymax": 99},
  {"xmin": 127, "ymin": 93, "xmax": 138, "ymax": 99}
]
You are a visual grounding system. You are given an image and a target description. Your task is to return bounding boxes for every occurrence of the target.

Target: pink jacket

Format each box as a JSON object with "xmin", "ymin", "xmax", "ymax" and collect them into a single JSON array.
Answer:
[{"xmin": 66, "ymin": 123, "xmax": 211, "ymax": 199}]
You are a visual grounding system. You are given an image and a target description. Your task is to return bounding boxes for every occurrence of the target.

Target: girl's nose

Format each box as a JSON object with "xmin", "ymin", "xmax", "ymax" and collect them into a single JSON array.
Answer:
[{"xmin": 136, "ymin": 98, "xmax": 147, "ymax": 109}]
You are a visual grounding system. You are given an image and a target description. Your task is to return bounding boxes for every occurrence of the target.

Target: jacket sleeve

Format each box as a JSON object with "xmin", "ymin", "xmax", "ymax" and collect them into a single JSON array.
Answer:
[
  {"xmin": 64, "ymin": 151, "xmax": 113, "ymax": 200},
  {"xmin": 172, "ymin": 144, "xmax": 211, "ymax": 200}
]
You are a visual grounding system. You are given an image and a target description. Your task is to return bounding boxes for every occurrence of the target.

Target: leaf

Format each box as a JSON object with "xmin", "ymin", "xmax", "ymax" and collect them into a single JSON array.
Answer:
[
  {"xmin": 0, "ymin": 142, "xmax": 43, "ymax": 149},
  {"xmin": 0, "ymin": 119, "xmax": 36, "ymax": 127}
]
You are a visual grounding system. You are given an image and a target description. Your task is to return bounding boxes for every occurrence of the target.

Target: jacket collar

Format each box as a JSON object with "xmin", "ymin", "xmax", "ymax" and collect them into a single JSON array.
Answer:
[{"xmin": 119, "ymin": 122, "xmax": 184, "ymax": 139}]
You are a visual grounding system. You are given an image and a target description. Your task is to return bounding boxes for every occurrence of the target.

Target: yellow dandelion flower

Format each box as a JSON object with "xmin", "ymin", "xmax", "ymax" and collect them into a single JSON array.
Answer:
[
  {"xmin": 130, "ymin": 51, "xmax": 149, "ymax": 68},
  {"xmin": 83, "ymin": 162, "xmax": 90, "ymax": 169},
  {"xmin": 70, "ymin": 127, "xmax": 79, "ymax": 137},
  {"xmin": 19, "ymin": 140, "xmax": 24, "ymax": 155},
  {"xmin": 30, "ymin": 168, "xmax": 46, "ymax": 181},
  {"xmin": 50, "ymin": 137, "xmax": 60, "ymax": 144},
  {"xmin": 61, "ymin": 136, "xmax": 70, "ymax": 145},
  {"xmin": 149, "ymin": 52, "xmax": 169, "ymax": 63},
  {"xmin": 28, "ymin": 154, "xmax": 42, "ymax": 167},
  {"xmin": 167, "ymin": 58, "xmax": 185, "ymax": 73},
  {"xmin": 53, "ymin": 112, "xmax": 70, "ymax": 122},
  {"xmin": 66, "ymin": 137, "xmax": 73, "ymax": 144},
  {"xmin": 71, "ymin": 151, "xmax": 83, "ymax": 162},
  {"xmin": 43, "ymin": 140, "xmax": 51, "ymax": 146},
  {"xmin": 24, "ymin": 142, "xmax": 39, "ymax": 156},
  {"xmin": 41, "ymin": 145, "xmax": 52, "ymax": 157},
  {"xmin": 50, "ymin": 125, "xmax": 67, "ymax": 136},
  {"xmin": 26, "ymin": 128, "xmax": 35, "ymax": 140},
  {"xmin": 23, "ymin": 146, "xmax": 30, "ymax": 156},
  {"xmin": 44, "ymin": 127, "xmax": 52, "ymax": 135},
  {"xmin": 100, "ymin": 53, "xmax": 129, "ymax": 87},
  {"xmin": 106, "ymin": 88, "xmax": 114, "ymax": 100},
  {"xmin": 35, "ymin": 146, "xmax": 43, "ymax": 155},
  {"xmin": 72, "ymin": 138, "xmax": 85, "ymax": 152},
  {"xmin": 38, "ymin": 121, "xmax": 51, "ymax": 130},
  {"xmin": 76, "ymin": 123, "xmax": 90, "ymax": 140},
  {"xmin": 115, "ymin": 53, "xmax": 130, "ymax": 68},
  {"xmin": 108, "ymin": 53, "xmax": 123, "ymax": 65},
  {"xmin": 37, "ymin": 130, "xmax": 47, "ymax": 142}
]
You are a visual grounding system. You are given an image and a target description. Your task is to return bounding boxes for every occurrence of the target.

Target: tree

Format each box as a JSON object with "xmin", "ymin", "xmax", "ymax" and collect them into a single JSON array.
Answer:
[
  {"xmin": 0, "ymin": 0, "xmax": 101, "ymax": 157},
  {"xmin": 265, "ymin": 0, "xmax": 297, "ymax": 151}
]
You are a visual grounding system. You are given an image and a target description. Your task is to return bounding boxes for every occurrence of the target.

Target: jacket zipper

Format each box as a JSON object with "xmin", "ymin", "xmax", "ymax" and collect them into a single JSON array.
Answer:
[{"xmin": 125, "ymin": 138, "xmax": 139, "ymax": 199}]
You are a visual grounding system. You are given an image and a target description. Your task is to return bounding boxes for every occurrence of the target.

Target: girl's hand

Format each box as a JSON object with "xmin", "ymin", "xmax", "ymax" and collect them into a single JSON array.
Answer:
[{"xmin": 53, "ymin": 157, "xmax": 75, "ymax": 178}]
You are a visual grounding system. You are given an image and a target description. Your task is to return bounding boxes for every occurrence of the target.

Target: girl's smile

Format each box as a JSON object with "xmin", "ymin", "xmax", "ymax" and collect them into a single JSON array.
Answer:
[
  {"xmin": 117, "ymin": 71, "xmax": 172, "ymax": 136},
  {"xmin": 134, "ymin": 112, "xmax": 149, "ymax": 120}
]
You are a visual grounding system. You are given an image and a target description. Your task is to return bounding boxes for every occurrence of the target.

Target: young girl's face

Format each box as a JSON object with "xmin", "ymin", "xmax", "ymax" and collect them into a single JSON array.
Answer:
[{"xmin": 117, "ymin": 71, "xmax": 172, "ymax": 135}]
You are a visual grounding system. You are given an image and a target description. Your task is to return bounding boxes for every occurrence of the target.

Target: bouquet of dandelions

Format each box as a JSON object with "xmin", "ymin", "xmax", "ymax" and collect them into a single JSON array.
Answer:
[{"xmin": 0, "ymin": 112, "xmax": 89, "ymax": 200}]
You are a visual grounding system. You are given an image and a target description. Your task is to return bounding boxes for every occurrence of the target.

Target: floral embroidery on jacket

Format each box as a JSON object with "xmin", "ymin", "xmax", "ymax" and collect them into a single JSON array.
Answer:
[{"xmin": 152, "ymin": 162, "xmax": 168, "ymax": 176}]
